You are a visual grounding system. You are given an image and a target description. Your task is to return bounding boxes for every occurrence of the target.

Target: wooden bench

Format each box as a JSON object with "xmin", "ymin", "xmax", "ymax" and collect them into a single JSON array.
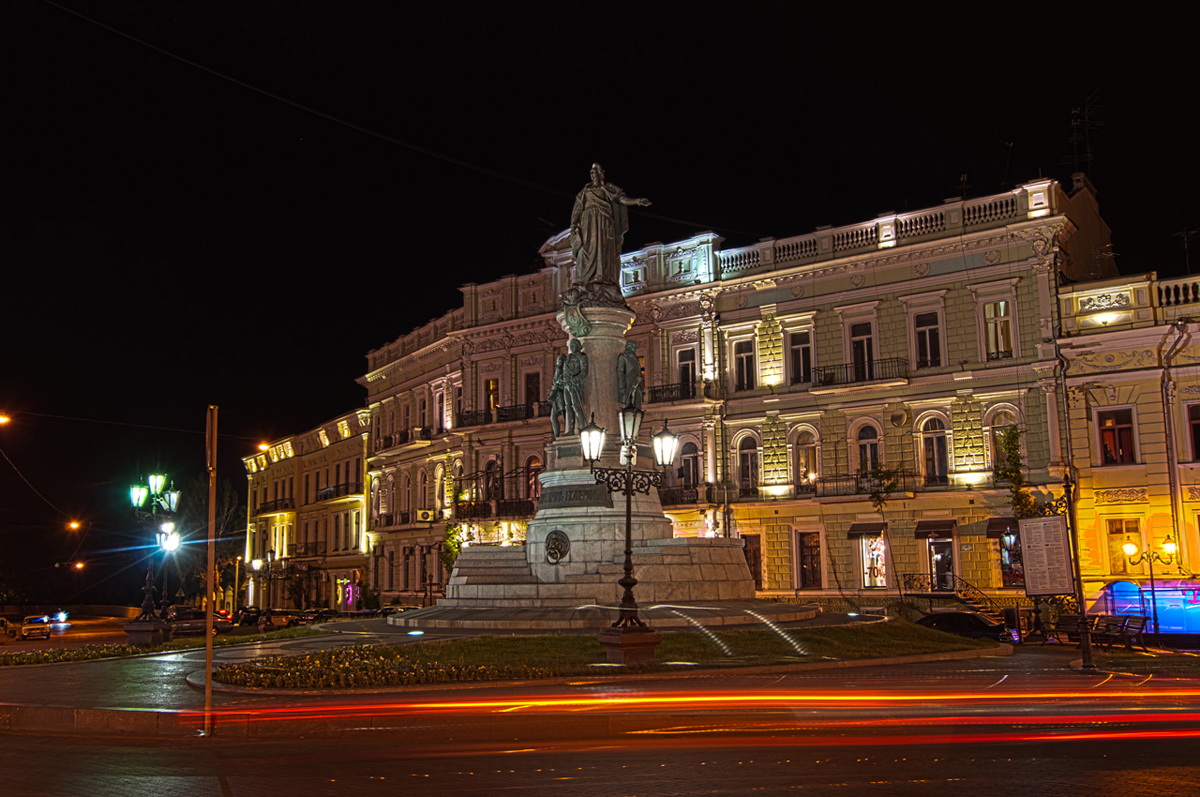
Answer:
[
  {"xmin": 1095, "ymin": 615, "xmax": 1150, "ymax": 652},
  {"xmin": 1042, "ymin": 613, "xmax": 1085, "ymax": 645}
]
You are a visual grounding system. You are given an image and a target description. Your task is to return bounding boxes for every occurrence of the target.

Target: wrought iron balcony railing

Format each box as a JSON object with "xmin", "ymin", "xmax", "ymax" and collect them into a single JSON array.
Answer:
[
  {"xmin": 256, "ymin": 497, "xmax": 294, "ymax": 515},
  {"xmin": 648, "ymin": 381, "xmax": 696, "ymax": 404},
  {"xmin": 315, "ymin": 482, "xmax": 362, "ymax": 501},
  {"xmin": 457, "ymin": 410, "xmax": 491, "ymax": 428},
  {"xmin": 813, "ymin": 470, "xmax": 918, "ymax": 498},
  {"xmin": 812, "ymin": 357, "xmax": 908, "ymax": 387},
  {"xmin": 659, "ymin": 486, "xmax": 700, "ymax": 505}
]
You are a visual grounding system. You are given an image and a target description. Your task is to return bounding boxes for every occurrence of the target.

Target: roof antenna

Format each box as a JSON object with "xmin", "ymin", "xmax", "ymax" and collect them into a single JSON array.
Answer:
[{"xmin": 1173, "ymin": 226, "xmax": 1200, "ymax": 276}]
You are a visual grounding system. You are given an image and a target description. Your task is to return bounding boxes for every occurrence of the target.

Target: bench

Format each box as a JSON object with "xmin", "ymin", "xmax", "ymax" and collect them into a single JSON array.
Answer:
[
  {"xmin": 1042, "ymin": 613, "xmax": 1086, "ymax": 645},
  {"xmin": 1094, "ymin": 615, "xmax": 1150, "ymax": 652}
]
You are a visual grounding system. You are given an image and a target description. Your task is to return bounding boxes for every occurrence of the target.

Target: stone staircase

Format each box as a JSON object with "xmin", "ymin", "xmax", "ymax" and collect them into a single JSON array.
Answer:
[{"xmin": 448, "ymin": 545, "xmax": 538, "ymax": 586}]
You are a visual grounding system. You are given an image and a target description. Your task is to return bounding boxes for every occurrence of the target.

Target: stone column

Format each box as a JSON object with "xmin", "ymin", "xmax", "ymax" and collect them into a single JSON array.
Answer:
[{"xmin": 1039, "ymin": 378, "xmax": 1063, "ymax": 470}]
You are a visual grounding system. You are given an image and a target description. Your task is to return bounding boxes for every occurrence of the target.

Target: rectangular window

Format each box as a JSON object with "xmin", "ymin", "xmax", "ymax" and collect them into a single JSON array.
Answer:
[
  {"xmin": 789, "ymin": 331, "xmax": 812, "ymax": 385},
  {"xmin": 435, "ymin": 394, "xmax": 445, "ymax": 432},
  {"xmin": 796, "ymin": 532, "xmax": 821, "ymax": 589},
  {"xmin": 860, "ymin": 535, "xmax": 888, "ymax": 588},
  {"xmin": 1107, "ymin": 518, "xmax": 1142, "ymax": 575},
  {"xmin": 304, "ymin": 474, "xmax": 310, "ymax": 505},
  {"xmin": 850, "ymin": 322, "xmax": 875, "ymax": 382},
  {"xmin": 678, "ymin": 348, "xmax": 696, "ymax": 386},
  {"xmin": 455, "ymin": 386, "xmax": 463, "ymax": 418},
  {"xmin": 403, "ymin": 405, "xmax": 411, "ymax": 431},
  {"xmin": 418, "ymin": 398, "xmax": 427, "ymax": 428},
  {"xmin": 524, "ymin": 372, "xmax": 540, "ymax": 405},
  {"xmin": 984, "ymin": 301, "xmax": 1013, "ymax": 360},
  {"xmin": 1098, "ymin": 409, "xmax": 1136, "ymax": 465},
  {"xmin": 734, "ymin": 340, "xmax": 756, "ymax": 391},
  {"xmin": 486, "ymin": 379, "xmax": 500, "ymax": 411},
  {"xmin": 914, "ymin": 311, "xmax": 941, "ymax": 368},
  {"xmin": 1190, "ymin": 405, "xmax": 1200, "ymax": 460}
]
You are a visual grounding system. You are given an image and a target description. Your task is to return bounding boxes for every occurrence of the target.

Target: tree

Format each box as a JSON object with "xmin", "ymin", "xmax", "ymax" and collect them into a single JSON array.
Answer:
[
  {"xmin": 173, "ymin": 476, "xmax": 247, "ymax": 603},
  {"xmin": 442, "ymin": 525, "xmax": 464, "ymax": 574},
  {"xmin": 994, "ymin": 427, "xmax": 1035, "ymax": 519}
]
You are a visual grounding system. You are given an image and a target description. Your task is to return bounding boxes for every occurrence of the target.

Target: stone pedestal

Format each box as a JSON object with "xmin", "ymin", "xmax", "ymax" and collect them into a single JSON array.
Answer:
[
  {"xmin": 123, "ymin": 620, "xmax": 172, "ymax": 646},
  {"xmin": 597, "ymin": 627, "xmax": 661, "ymax": 665}
]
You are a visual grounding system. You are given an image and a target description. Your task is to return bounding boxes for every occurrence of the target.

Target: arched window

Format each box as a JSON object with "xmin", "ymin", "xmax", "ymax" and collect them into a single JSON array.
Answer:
[
  {"xmin": 795, "ymin": 430, "xmax": 818, "ymax": 491},
  {"xmin": 989, "ymin": 409, "xmax": 1018, "ymax": 472},
  {"xmin": 857, "ymin": 425, "xmax": 879, "ymax": 472},
  {"xmin": 434, "ymin": 465, "xmax": 446, "ymax": 512},
  {"xmin": 680, "ymin": 442, "xmax": 699, "ymax": 488},
  {"xmin": 418, "ymin": 471, "xmax": 429, "ymax": 510},
  {"xmin": 400, "ymin": 474, "xmax": 411, "ymax": 515},
  {"xmin": 920, "ymin": 418, "xmax": 949, "ymax": 485},
  {"xmin": 484, "ymin": 460, "xmax": 503, "ymax": 502},
  {"xmin": 738, "ymin": 437, "xmax": 759, "ymax": 497},
  {"xmin": 525, "ymin": 456, "xmax": 543, "ymax": 498},
  {"xmin": 385, "ymin": 475, "xmax": 395, "ymax": 515}
]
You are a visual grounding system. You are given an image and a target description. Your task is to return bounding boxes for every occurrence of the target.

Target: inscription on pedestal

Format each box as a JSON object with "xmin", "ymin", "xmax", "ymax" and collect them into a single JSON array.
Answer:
[{"xmin": 539, "ymin": 483, "xmax": 613, "ymax": 509}]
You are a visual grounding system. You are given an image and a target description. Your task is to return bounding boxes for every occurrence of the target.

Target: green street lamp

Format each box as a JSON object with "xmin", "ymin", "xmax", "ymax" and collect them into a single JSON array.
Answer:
[{"xmin": 130, "ymin": 473, "xmax": 181, "ymax": 613}]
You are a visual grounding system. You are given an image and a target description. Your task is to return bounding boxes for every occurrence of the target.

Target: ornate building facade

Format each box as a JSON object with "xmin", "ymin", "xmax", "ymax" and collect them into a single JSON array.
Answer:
[{"xmin": 251, "ymin": 173, "xmax": 1195, "ymax": 614}]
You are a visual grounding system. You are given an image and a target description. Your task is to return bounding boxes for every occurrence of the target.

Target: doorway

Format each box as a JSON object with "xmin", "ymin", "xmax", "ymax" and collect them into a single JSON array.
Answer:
[
  {"xmin": 742, "ymin": 534, "xmax": 763, "ymax": 590},
  {"xmin": 928, "ymin": 538, "xmax": 955, "ymax": 591}
]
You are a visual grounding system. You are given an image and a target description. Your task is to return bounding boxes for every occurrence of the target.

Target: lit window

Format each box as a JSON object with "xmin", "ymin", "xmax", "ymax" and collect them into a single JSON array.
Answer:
[
  {"xmin": 1098, "ymin": 409, "xmax": 1136, "ymax": 465},
  {"xmin": 989, "ymin": 410, "xmax": 1018, "ymax": 472},
  {"xmin": 920, "ymin": 418, "xmax": 949, "ymax": 486},
  {"xmin": 984, "ymin": 301, "xmax": 1013, "ymax": 361},
  {"xmin": 486, "ymin": 380, "xmax": 500, "ymax": 412},
  {"xmin": 861, "ymin": 535, "xmax": 887, "ymax": 588},
  {"xmin": 795, "ymin": 431, "xmax": 818, "ymax": 492},
  {"xmin": 1106, "ymin": 518, "xmax": 1142, "ymax": 575}
]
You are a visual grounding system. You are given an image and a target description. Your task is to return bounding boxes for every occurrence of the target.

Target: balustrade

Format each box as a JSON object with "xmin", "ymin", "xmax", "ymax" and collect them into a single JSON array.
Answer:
[
  {"xmin": 812, "ymin": 357, "xmax": 907, "ymax": 387},
  {"xmin": 1159, "ymin": 279, "xmax": 1200, "ymax": 307},
  {"xmin": 647, "ymin": 381, "xmax": 696, "ymax": 404}
]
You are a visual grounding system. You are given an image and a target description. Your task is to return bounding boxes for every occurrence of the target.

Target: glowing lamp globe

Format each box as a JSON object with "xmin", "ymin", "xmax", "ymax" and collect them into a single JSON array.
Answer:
[
  {"xmin": 651, "ymin": 421, "xmax": 680, "ymax": 468},
  {"xmin": 580, "ymin": 415, "xmax": 606, "ymax": 463}
]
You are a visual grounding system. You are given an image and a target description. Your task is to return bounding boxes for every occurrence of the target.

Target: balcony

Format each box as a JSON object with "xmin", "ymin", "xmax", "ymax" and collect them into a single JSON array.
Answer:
[
  {"xmin": 814, "ymin": 470, "xmax": 918, "ymax": 498},
  {"xmin": 256, "ymin": 497, "xmax": 294, "ymax": 515},
  {"xmin": 455, "ymin": 501, "xmax": 493, "ymax": 520},
  {"xmin": 457, "ymin": 409, "xmax": 491, "ymax": 428},
  {"xmin": 659, "ymin": 486, "xmax": 700, "ymax": 506},
  {"xmin": 496, "ymin": 498, "xmax": 537, "ymax": 519},
  {"xmin": 291, "ymin": 540, "xmax": 327, "ymax": 558},
  {"xmin": 375, "ymin": 511, "xmax": 411, "ymax": 529},
  {"xmin": 315, "ymin": 482, "xmax": 362, "ymax": 502},
  {"xmin": 496, "ymin": 403, "xmax": 535, "ymax": 423},
  {"xmin": 812, "ymin": 357, "xmax": 908, "ymax": 388},
  {"xmin": 648, "ymin": 382, "xmax": 696, "ymax": 404}
]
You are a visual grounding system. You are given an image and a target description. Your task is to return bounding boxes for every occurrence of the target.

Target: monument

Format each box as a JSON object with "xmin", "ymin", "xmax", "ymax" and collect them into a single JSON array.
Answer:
[{"xmin": 417, "ymin": 164, "xmax": 757, "ymax": 626}]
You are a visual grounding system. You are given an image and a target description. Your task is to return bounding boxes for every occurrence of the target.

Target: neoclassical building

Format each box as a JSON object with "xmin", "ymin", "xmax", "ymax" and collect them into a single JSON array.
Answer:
[{"xmin": 252, "ymin": 172, "xmax": 1199, "ymax": 615}]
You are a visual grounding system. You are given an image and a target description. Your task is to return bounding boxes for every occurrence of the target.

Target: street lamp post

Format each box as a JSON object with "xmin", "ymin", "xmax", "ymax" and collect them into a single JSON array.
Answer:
[
  {"xmin": 233, "ymin": 555, "xmax": 242, "ymax": 614},
  {"xmin": 251, "ymin": 558, "xmax": 263, "ymax": 609},
  {"xmin": 265, "ymin": 549, "xmax": 275, "ymax": 612},
  {"xmin": 130, "ymin": 473, "xmax": 181, "ymax": 613},
  {"xmin": 581, "ymin": 408, "xmax": 679, "ymax": 662},
  {"xmin": 1123, "ymin": 535, "xmax": 1177, "ymax": 636}
]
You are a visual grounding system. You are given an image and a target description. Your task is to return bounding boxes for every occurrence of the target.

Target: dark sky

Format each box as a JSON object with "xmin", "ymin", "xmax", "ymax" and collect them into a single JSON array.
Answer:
[{"xmin": 2, "ymin": 1, "xmax": 1197, "ymax": 590}]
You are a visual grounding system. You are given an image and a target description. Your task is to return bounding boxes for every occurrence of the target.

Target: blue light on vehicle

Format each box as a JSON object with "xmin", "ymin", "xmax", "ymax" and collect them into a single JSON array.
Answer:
[{"xmin": 407, "ymin": 630, "xmax": 425, "ymax": 636}]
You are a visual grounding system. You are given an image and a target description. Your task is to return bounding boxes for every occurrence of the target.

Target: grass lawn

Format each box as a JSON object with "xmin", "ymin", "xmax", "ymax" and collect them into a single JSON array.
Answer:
[
  {"xmin": 213, "ymin": 620, "xmax": 996, "ymax": 689},
  {"xmin": 1095, "ymin": 649, "xmax": 1200, "ymax": 673},
  {"xmin": 0, "ymin": 625, "xmax": 325, "ymax": 667}
]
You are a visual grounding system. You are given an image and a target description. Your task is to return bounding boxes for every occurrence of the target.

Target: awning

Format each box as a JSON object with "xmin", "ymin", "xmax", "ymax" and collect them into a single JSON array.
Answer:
[
  {"xmin": 914, "ymin": 519, "xmax": 957, "ymax": 538},
  {"xmin": 846, "ymin": 522, "xmax": 887, "ymax": 537},
  {"xmin": 985, "ymin": 517, "xmax": 1018, "ymax": 539}
]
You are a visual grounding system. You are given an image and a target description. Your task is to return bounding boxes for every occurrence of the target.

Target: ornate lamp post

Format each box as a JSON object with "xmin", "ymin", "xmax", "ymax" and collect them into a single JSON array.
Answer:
[
  {"xmin": 265, "ymin": 549, "xmax": 275, "ymax": 612},
  {"xmin": 1123, "ymin": 535, "xmax": 1176, "ymax": 635},
  {"xmin": 251, "ymin": 558, "xmax": 263, "ymax": 608},
  {"xmin": 130, "ymin": 474, "xmax": 181, "ymax": 612},
  {"xmin": 581, "ymin": 408, "xmax": 679, "ymax": 662}
]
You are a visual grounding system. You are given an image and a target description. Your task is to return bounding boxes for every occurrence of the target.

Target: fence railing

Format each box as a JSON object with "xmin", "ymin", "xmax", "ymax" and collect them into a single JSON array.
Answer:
[
  {"xmin": 659, "ymin": 486, "xmax": 700, "ymax": 505},
  {"xmin": 812, "ymin": 357, "xmax": 908, "ymax": 387},
  {"xmin": 648, "ymin": 381, "xmax": 696, "ymax": 404},
  {"xmin": 814, "ymin": 470, "xmax": 918, "ymax": 498}
]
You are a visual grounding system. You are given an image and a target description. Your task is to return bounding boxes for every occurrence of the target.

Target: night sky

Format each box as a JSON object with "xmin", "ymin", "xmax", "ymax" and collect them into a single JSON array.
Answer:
[{"xmin": 3, "ymin": 1, "xmax": 1196, "ymax": 599}]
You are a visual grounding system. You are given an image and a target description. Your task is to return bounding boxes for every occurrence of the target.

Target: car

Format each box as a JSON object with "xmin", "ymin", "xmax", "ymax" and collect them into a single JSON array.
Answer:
[
  {"xmin": 0, "ymin": 617, "xmax": 17, "ymax": 640},
  {"xmin": 167, "ymin": 606, "xmax": 233, "ymax": 636},
  {"xmin": 235, "ymin": 606, "xmax": 263, "ymax": 626},
  {"xmin": 297, "ymin": 608, "xmax": 337, "ymax": 625},
  {"xmin": 19, "ymin": 615, "xmax": 52, "ymax": 640},
  {"xmin": 915, "ymin": 610, "xmax": 1010, "ymax": 642}
]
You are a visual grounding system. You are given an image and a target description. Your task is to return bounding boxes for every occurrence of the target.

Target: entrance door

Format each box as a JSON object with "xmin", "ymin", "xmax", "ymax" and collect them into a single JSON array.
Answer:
[
  {"xmin": 796, "ymin": 532, "xmax": 821, "ymax": 589},
  {"xmin": 742, "ymin": 534, "xmax": 763, "ymax": 590},
  {"xmin": 929, "ymin": 539, "xmax": 955, "ymax": 591}
]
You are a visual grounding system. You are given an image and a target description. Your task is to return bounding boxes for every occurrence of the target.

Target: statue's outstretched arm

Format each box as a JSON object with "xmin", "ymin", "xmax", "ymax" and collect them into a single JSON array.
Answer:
[{"xmin": 619, "ymin": 196, "xmax": 651, "ymax": 207}]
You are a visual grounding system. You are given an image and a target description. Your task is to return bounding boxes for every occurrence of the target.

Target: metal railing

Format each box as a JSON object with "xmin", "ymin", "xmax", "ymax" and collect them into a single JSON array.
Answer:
[
  {"xmin": 496, "ymin": 403, "xmax": 535, "ymax": 423},
  {"xmin": 496, "ymin": 498, "xmax": 537, "ymax": 519},
  {"xmin": 292, "ymin": 541, "xmax": 327, "ymax": 557},
  {"xmin": 648, "ymin": 382, "xmax": 696, "ymax": 404},
  {"xmin": 374, "ymin": 511, "xmax": 410, "ymax": 528},
  {"xmin": 455, "ymin": 501, "xmax": 492, "ymax": 520},
  {"xmin": 812, "ymin": 357, "xmax": 908, "ymax": 387},
  {"xmin": 659, "ymin": 486, "xmax": 700, "ymax": 505},
  {"xmin": 256, "ymin": 498, "xmax": 294, "ymax": 515},
  {"xmin": 813, "ymin": 470, "xmax": 918, "ymax": 498},
  {"xmin": 457, "ymin": 410, "xmax": 491, "ymax": 428},
  {"xmin": 315, "ymin": 482, "xmax": 362, "ymax": 501},
  {"xmin": 900, "ymin": 573, "xmax": 1005, "ymax": 615}
]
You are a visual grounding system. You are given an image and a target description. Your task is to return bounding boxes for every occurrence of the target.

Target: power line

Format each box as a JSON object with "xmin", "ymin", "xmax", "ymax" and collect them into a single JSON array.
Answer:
[
  {"xmin": 38, "ymin": 0, "xmax": 760, "ymax": 239},
  {"xmin": 0, "ymin": 442, "xmax": 69, "ymax": 519}
]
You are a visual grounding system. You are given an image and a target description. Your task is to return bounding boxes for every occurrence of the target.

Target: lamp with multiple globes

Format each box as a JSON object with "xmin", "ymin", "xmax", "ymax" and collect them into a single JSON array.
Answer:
[
  {"xmin": 1122, "ymin": 535, "xmax": 1177, "ymax": 635},
  {"xmin": 582, "ymin": 407, "xmax": 679, "ymax": 648},
  {"xmin": 130, "ymin": 473, "xmax": 182, "ymax": 613}
]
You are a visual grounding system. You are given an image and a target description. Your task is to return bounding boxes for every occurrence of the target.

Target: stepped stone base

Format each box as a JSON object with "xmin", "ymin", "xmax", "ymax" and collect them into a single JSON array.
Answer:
[
  {"xmin": 389, "ymin": 599, "xmax": 820, "ymax": 631},
  {"xmin": 443, "ymin": 537, "xmax": 754, "ymax": 609}
]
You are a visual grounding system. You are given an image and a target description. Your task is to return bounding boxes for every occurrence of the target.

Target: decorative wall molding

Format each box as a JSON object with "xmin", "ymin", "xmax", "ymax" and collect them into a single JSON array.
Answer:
[{"xmin": 1095, "ymin": 488, "xmax": 1148, "ymax": 504}]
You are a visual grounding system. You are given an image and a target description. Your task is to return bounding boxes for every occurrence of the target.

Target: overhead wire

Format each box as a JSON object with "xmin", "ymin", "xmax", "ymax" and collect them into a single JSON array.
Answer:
[{"xmin": 38, "ymin": 0, "xmax": 760, "ymax": 239}]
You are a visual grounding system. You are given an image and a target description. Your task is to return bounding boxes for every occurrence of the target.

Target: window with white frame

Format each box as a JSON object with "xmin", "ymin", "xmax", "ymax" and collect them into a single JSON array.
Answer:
[
  {"xmin": 1098, "ymin": 408, "xmax": 1136, "ymax": 465},
  {"xmin": 988, "ymin": 409, "xmax": 1019, "ymax": 471},
  {"xmin": 919, "ymin": 418, "xmax": 949, "ymax": 485},
  {"xmin": 677, "ymin": 347, "xmax": 697, "ymax": 389},
  {"xmin": 680, "ymin": 442, "xmax": 700, "ymax": 488},
  {"xmin": 849, "ymin": 322, "xmax": 875, "ymax": 382},
  {"xmin": 857, "ymin": 424, "xmax": 880, "ymax": 472},
  {"xmin": 1106, "ymin": 518, "xmax": 1142, "ymax": 575},
  {"xmin": 734, "ymin": 340, "xmax": 756, "ymax": 391},
  {"xmin": 737, "ymin": 436, "xmax": 759, "ymax": 497},
  {"xmin": 969, "ymin": 279, "xmax": 1019, "ymax": 363},
  {"xmin": 789, "ymin": 330, "xmax": 813, "ymax": 385},
  {"xmin": 914, "ymin": 312, "xmax": 942, "ymax": 368}
]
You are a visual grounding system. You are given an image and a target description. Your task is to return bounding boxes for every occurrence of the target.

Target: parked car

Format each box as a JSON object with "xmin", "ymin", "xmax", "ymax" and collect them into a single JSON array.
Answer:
[
  {"xmin": 267, "ymin": 609, "xmax": 302, "ymax": 628},
  {"xmin": 0, "ymin": 617, "xmax": 17, "ymax": 640},
  {"xmin": 235, "ymin": 606, "xmax": 263, "ymax": 626},
  {"xmin": 167, "ymin": 606, "xmax": 232, "ymax": 636},
  {"xmin": 915, "ymin": 610, "xmax": 1009, "ymax": 642},
  {"xmin": 19, "ymin": 615, "xmax": 52, "ymax": 640},
  {"xmin": 296, "ymin": 608, "xmax": 337, "ymax": 625}
]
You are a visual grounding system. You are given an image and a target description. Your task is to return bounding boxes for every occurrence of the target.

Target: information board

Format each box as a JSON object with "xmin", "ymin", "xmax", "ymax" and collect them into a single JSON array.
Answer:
[{"xmin": 1019, "ymin": 515, "xmax": 1075, "ymax": 597}]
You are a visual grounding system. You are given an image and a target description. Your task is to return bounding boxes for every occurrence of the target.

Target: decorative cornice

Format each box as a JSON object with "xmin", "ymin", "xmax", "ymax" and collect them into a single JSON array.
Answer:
[{"xmin": 1095, "ymin": 488, "xmax": 1148, "ymax": 504}]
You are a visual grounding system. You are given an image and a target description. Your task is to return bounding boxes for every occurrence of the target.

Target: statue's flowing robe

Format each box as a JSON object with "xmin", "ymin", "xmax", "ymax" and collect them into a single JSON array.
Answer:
[{"xmin": 570, "ymin": 182, "xmax": 629, "ymax": 286}]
